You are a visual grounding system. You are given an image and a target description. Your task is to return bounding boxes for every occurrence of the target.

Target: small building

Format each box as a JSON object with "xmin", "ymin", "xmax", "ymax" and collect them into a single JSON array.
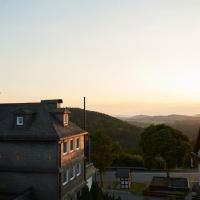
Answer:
[
  {"xmin": 116, "ymin": 169, "xmax": 132, "ymax": 189},
  {"xmin": 0, "ymin": 99, "xmax": 95, "ymax": 200},
  {"xmin": 149, "ymin": 176, "xmax": 189, "ymax": 192},
  {"xmin": 143, "ymin": 176, "xmax": 189, "ymax": 199}
]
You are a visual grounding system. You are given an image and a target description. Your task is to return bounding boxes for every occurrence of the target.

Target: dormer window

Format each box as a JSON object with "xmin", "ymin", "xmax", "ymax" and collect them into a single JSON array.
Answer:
[
  {"xmin": 16, "ymin": 116, "xmax": 23, "ymax": 126},
  {"xmin": 63, "ymin": 113, "xmax": 68, "ymax": 126}
]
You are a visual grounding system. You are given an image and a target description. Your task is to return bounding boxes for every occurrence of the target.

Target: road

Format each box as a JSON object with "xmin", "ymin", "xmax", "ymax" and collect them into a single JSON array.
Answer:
[
  {"xmin": 97, "ymin": 171, "xmax": 199, "ymax": 185},
  {"xmin": 104, "ymin": 189, "xmax": 162, "ymax": 200}
]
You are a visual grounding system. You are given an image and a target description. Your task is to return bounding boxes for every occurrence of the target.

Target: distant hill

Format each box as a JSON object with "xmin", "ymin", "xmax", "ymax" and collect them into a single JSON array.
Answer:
[
  {"xmin": 120, "ymin": 114, "xmax": 200, "ymax": 141},
  {"xmin": 69, "ymin": 108, "xmax": 143, "ymax": 153}
]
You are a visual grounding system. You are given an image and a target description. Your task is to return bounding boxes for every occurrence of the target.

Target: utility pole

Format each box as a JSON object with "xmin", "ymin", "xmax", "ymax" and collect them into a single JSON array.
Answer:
[
  {"xmin": 83, "ymin": 97, "xmax": 91, "ymax": 163},
  {"xmin": 83, "ymin": 97, "xmax": 86, "ymax": 130}
]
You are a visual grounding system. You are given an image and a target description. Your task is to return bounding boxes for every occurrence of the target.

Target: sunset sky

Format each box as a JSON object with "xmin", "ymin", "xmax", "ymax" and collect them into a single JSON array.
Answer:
[{"xmin": 1, "ymin": 0, "xmax": 200, "ymax": 116}]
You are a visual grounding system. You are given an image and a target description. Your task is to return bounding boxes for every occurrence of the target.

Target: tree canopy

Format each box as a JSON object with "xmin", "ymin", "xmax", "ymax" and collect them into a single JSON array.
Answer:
[
  {"xmin": 91, "ymin": 131, "xmax": 113, "ymax": 172},
  {"xmin": 140, "ymin": 124, "xmax": 191, "ymax": 170},
  {"xmin": 79, "ymin": 183, "xmax": 121, "ymax": 200},
  {"xmin": 90, "ymin": 131, "xmax": 121, "ymax": 186}
]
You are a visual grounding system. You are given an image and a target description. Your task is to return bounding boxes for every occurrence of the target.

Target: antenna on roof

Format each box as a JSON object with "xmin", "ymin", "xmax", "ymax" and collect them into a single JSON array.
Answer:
[
  {"xmin": 83, "ymin": 97, "xmax": 91, "ymax": 163},
  {"xmin": 83, "ymin": 97, "xmax": 86, "ymax": 130}
]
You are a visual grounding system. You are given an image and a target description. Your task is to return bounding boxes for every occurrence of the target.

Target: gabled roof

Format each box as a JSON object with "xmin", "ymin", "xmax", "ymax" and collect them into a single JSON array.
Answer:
[
  {"xmin": 0, "ymin": 99, "xmax": 86, "ymax": 141},
  {"xmin": 116, "ymin": 169, "xmax": 131, "ymax": 178}
]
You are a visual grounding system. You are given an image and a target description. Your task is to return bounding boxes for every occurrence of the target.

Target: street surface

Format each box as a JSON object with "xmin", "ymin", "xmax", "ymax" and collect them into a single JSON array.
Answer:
[{"xmin": 104, "ymin": 189, "xmax": 162, "ymax": 200}]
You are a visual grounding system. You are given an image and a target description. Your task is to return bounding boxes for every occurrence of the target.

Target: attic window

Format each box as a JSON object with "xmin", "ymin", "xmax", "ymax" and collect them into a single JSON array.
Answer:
[
  {"xmin": 63, "ymin": 113, "xmax": 68, "ymax": 126},
  {"xmin": 16, "ymin": 116, "xmax": 23, "ymax": 126}
]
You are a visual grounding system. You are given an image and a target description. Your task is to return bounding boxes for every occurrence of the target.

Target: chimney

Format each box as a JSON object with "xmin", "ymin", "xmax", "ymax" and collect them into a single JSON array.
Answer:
[{"xmin": 41, "ymin": 99, "xmax": 63, "ymax": 109}]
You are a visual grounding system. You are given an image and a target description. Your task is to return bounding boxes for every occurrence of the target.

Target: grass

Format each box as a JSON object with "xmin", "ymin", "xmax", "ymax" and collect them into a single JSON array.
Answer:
[
  {"xmin": 97, "ymin": 181, "xmax": 120, "ymax": 190},
  {"xmin": 130, "ymin": 183, "xmax": 147, "ymax": 194},
  {"xmin": 97, "ymin": 180, "xmax": 147, "ymax": 195}
]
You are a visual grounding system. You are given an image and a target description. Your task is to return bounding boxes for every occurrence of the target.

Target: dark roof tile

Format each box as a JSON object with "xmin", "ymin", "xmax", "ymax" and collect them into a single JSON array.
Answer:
[{"xmin": 0, "ymin": 100, "xmax": 86, "ymax": 141}]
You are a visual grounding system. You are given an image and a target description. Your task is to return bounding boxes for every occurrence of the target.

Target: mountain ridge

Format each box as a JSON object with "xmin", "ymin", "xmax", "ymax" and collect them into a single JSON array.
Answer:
[
  {"xmin": 119, "ymin": 114, "xmax": 200, "ymax": 141},
  {"xmin": 69, "ymin": 108, "xmax": 143, "ymax": 153}
]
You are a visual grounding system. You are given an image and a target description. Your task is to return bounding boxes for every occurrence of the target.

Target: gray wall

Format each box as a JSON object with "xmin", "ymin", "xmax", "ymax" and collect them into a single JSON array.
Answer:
[
  {"xmin": 0, "ymin": 141, "xmax": 58, "ymax": 172},
  {"xmin": 0, "ymin": 172, "xmax": 59, "ymax": 200},
  {"xmin": 0, "ymin": 141, "xmax": 60, "ymax": 200}
]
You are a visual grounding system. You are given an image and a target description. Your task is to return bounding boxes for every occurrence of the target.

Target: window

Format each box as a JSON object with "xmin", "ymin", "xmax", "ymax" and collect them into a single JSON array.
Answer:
[
  {"xmin": 63, "ymin": 113, "xmax": 68, "ymax": 126},
  {"xmin": 72, "ymin": 166, "xmax": 76, "ymax": 179},
  {"xmin": 76, "ymin": 163, "xmax": 81, "ymax": 176},
  {"xmin": 70, "ymin": 139, "xmax": 74, "ymax": 152},
  {"xmin": 198, "ymin": 149, "xmax": 200, "ymax": 156},
  {"xmin": 16, "ymin": 116, "xmax": 23, "ymax": 126},
  {"xmin": 76, "ymin": 138, "xmax": 80, "ymax": 150},
  {"xmin": 63, "ymin": 169, "xmax": 69, "ymax": 185},
  {"xmin": 63, "ymin": 141, "xmax": 68, "ymax": 155},
  {"xmin": 70, "ymin": 166, "xmax": 75, "ymax": 180}
]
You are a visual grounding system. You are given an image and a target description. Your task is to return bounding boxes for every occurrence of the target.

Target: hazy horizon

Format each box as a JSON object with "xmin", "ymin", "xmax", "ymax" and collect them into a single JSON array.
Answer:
[{"xmin": 1, "ymin": 0, "xmax": 200, "ymax": 116}]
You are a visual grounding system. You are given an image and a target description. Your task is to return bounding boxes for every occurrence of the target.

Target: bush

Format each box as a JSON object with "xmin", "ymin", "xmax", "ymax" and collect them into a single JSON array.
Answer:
[
  {"xmin": 79, "ymin": 182, "xmax": 121, "ymax": 200},
  {"xmin": 144, "ymin": 156, "xmax": 165, "ymax": 169},
  {"xmin": 112, "ymin": 152, "xmax": 144, "ymax": 167},
  {"xmin": 90, "ymin": 182, "xmax": 103, "ymax": 200},
  {"xmin": 79, "ymin": 185, "xmax": 92, "ymax": 200}
]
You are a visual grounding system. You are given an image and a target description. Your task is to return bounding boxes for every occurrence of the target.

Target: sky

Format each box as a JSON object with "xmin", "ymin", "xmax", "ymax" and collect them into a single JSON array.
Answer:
[{"xmin": 0, "ymin": 0, "xmax": 200, "ymax": 116}]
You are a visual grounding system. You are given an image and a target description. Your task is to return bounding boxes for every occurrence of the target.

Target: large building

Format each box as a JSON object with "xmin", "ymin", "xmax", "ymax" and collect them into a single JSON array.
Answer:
[{"xmin": 0, "ymin": 99, "xmax": 94, "ymax": 200}]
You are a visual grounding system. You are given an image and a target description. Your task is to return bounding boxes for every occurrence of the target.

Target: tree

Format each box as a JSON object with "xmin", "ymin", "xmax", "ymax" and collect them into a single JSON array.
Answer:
[
  {"xmin": 79, "ymin": 182, "xmax": 121, "ymax": 200},
  {"xmin": 91, "ymin": 131, "xmax": 115, "ymax": 187},
  {"xmin": 112, "ymin": 152, "xmax": 144, "ymax": 167},
  {"xmin": 90, "ymin": 182, "xmax": 103, "ymax": 200},
  {"xmin": 79, "ymin": 185, "xmax": 92, "ymax": 200},
  {"xmin": 140, "ymin": 124, "xmax": 191, "ymax": 177}
]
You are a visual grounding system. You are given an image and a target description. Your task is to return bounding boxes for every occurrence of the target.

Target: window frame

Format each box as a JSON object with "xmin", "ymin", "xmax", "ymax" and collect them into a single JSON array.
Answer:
[
  {"xmin": 69, "ymin": 139, "xmax": 74, "ymax": 152},
  {"xmin": 75, "ymin": 138, "xmax": 80, "ymax": 150},
  {"xmin": 16, "ymin": 116, "xmax": 24, "ymax": 126},
  {"xmin": 76, "ymin": 163, "xmax": 81, "ymax": 176},
  {"xmin": 63, "ymin": 141, "xmax": 68, "ymax": 155},
  {"xmin": 70, "ymin": 165, "xmax": 76, "ymax": 180},
  {"xmin": 63, "ymin": 113, "xmax": 68, "ymax": 126},
  {"xmin": 63, "ymin": 169, "xmax": 69, "ymax": 185}
]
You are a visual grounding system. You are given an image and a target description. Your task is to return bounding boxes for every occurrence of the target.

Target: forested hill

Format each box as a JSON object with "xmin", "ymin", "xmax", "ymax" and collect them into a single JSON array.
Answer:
[
  {"xmin": 121, "ymin": 114, "xmax": 200, "ymax": 141},
  {"xmin": 69, "ymin": 108, "xmax": 143, "ymax": 153}
]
